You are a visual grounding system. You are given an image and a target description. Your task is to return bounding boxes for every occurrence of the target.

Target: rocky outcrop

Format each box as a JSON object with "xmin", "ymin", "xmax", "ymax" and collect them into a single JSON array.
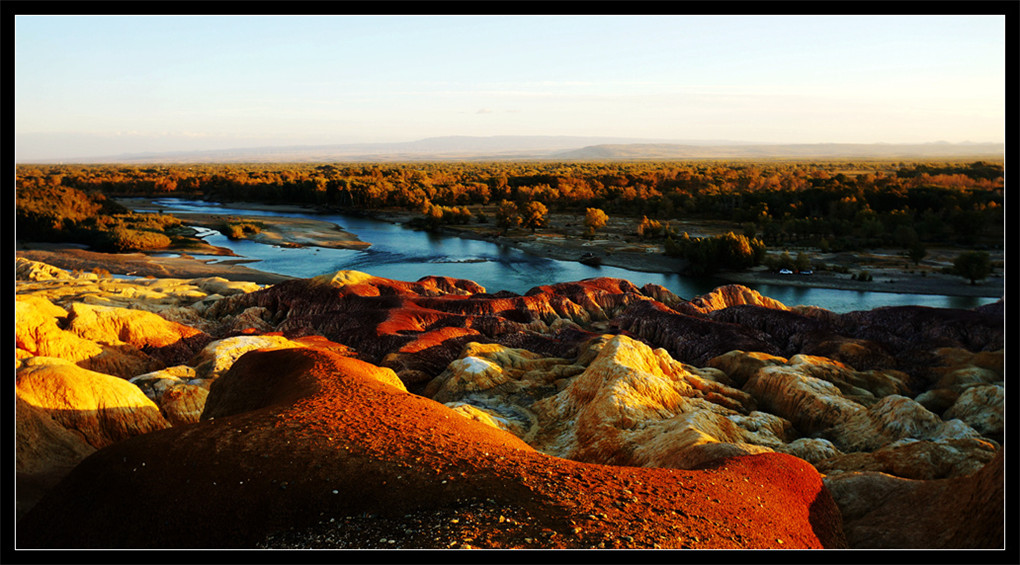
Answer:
[
  {"xmin": 823, "ymin": 395, "xmax": 983, "ymax": 453},
  {"xmin": 676, "ymin": 283, "xmax": 790, "ymax": 315},
  {"xmin": 706, "ymin": 349, "xmax": 788, "ymax": 386},
  {"xmin": 15, "ymin": 396, "xmax": 96, "ymax": 521},
  {"xmin": 17, "ymin": 257, "xmax": 95, "ymax": 281},
  {"xmin": 16, "ymin": 293, "xmax": 213, "ymax": 379},
  {"xmin": 743, "ymin": 363, "xmax": 866, "ymax": 436},
  {"xmin": 207, "ymin": 272, "xmax": 665, "ymax": 388},
  {"xmin": 129, "ymin": 365, "xmax": 198, "ymax": 401},
  {"xmin": 14, "ymin": 259, "xmax": 1003, "ymax": 549},
  {"xmin": 18, "ymin": 347, "xmax": 846, "ymax": 549},
  {"xmin": 65, "ymin": 302, "xmax": 212, "ymax": 367},
  {"xmin": 16, "ymin": 295, "xmax": 106, "ymax": 367},
  {"xmin": 429, "ymin": 335, "xmax": 792, "ymax": 471},
  {"xmin": 188, "ymin": 334, "xmax": 309, "ymax": 381},
  {"xmin": 530, "ymin": 335, "xmax": 772, "ymax": 465},
  {"xmin": 158, "ymin": 384, "xmax": 210, "ymax": 426},
  {"xmin": 823, "ymin": 449, "xmax": 1004, "ymax": 548},
  {"xmin": 15, "ymin": 356, "xmax": 173, "ymax": 519},
  {"xmin": 16, "ymin": 358, "xmax": 172, "ymax": 450},
  {"xmin": 815, "ymin": 437, "xmax": 998, "ymax": 480},
  {"xmin": 943, "ymin": 384, "xmax": 1004, "ymax": 440}
]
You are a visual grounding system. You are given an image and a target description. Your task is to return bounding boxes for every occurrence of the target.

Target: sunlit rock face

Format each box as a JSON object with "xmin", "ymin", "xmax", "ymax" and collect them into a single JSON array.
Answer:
[
  {"xmin": 705, "ymin": 349, "xmax": 788, "ymax": 386},
  {"xmin": 19, "ymin": 346, "xmax": 846, "ymax": 550},
  {"xmin": 614, "ymin": 300, "xmax": 782, "ymax": 366},
  {"xmin": 16, "ymin": 358, "xmax": 172, "ymax": 450},
  {"xmin": 129, "ymin": 365, "xmax": 198, "ymax": 401},
  {"xmin": 188, "ymin": 334, "xmax": 310, "ymax": 381},
  {"xmin": 14, "ymin": 260, "xmax": 1004, "ymax": 549},
  {"xmin": 16, "ymin": 272, "xmax": 258, "ymax": 315},
  {"xmin": 429, "ymin": 334, "xmax": 789, "ymax": 470},
  {"xmin": 428, "ymin": 321, "xmax": 1001, "ymax": 489},
  {"xmin": 17, "ymin": 257, "xmax": 84, "ymax": 281},
  {"xmin": 15, "ymin": 356, "xmax": 173, "ymax": 518},
  {"xmin": 207, "ymin": 272, "xmax": 662, "ymax": 389},
  {"xmin": 676, "ymin": 283, "xmax": 790, "ymax": 315},
  {"xmin": 16, "ymin": 295, "xmax": 159, "ymax": 378},
  {"xmin": 65, "ymin": 302, "xmax": 212, "ymax": 368},
  {"xmin": 16, "ymin": 295, "xmax": 101, "ymax": 363},
  {"xmin": 743, "ymin": 364, "xmax": 866, "ymax": 435},
  {"xmin": 128, "ymin": 365, "xmax": 210, "ymax": 425},
  {"xmin": 531, "ymin": 335, "xmax": 768, "ymax": 464},
  {"xmin": 425, "ymin": 342, "xmax": 583, "ymax": 404},
  {"xmin": 738, "ymin": 353, "xmax": 914, "ymax": 430},
  {"xmin": 823, "ymin": 395, "xmax": 983, "ymax": 453},
  {"xmin": 15, "ymin": 395, "xmax": 96, "ymax": 521},
  {"xmin": 158, "ymin": 384, "xmax": 210, "ymax": 426}
]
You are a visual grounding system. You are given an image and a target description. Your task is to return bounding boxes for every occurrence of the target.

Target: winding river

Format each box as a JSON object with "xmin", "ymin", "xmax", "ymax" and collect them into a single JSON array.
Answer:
[{"xmin": 141, "ymin": 198, "xmax": 998, "ymax": 314}]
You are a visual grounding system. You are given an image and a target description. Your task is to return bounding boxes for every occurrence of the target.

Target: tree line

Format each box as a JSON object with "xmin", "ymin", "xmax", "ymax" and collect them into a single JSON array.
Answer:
[{"xmin": 17, "ymin": 159, "xmax": 1003, "ymax": 254}]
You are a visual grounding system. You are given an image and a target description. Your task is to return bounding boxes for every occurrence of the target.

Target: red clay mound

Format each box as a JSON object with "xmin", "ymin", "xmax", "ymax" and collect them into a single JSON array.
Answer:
[
  {"xmin": 210, "ymin": 274, "xmax": 658, "ymax": 389},
  {"xmin": 17, "ymin": 346, "xmax": 846, "ymax": 549}
]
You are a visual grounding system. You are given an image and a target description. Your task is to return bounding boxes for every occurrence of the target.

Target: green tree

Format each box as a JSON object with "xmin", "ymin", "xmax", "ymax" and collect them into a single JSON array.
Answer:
[
  {"xmin": 907, "ymin": 241, "xmax": 927, "ymax": 265},
  {"xmin": 951, "ymin": 251, "xmax": 991, "ymax": 284},
  {"xmin": 795, "ymin": 252, "xmax": 813, "ymax": 272}
]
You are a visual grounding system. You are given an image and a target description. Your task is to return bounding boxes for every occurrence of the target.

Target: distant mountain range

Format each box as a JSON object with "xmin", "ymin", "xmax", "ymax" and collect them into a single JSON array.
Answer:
[{"xmin": 58, "ymin": 136, "xmax": 1005, "ymax": 164}]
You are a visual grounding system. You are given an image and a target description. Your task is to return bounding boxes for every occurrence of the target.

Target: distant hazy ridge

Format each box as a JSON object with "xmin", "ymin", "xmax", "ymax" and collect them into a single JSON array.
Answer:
[{"xmin": 55, "ymin": 136, "xmax": 1004, "ymax": 164}]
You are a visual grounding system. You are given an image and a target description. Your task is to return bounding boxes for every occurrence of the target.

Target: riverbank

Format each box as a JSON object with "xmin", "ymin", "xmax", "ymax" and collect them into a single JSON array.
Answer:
[
  {"xmin": 369, "ymin": 209, "xmax": 1004, "ymax": 300},
  {"xmin": 85, "ymin": 198, "xmax": 1005, "ymax": 300},
  {"xmin": 119, "ymin": 197, "xmax": 370, "ymax": 251},
  {"xmin": 16, "ymin": 243, "xmax": 294, "ymax": 285}
]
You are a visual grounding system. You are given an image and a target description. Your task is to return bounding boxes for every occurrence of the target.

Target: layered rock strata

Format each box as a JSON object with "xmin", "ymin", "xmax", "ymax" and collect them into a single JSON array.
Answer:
[
  {"xmin": 18, "ymin": 347, "xmax": 846, "ymax": 549},
  {"xmin": 15, "ymin": 260, "xmax": 1004, "ymax": 549}
]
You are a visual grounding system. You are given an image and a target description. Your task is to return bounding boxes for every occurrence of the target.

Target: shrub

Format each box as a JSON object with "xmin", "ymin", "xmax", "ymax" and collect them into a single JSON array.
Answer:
[
  {"xmin": 220, "ymin": 219, "xmax": 264, "ymax": 240},
  {"xmin": 102, "ymin": 227, "xmax": 172, "ymax": 252},
  {"xmin": 665, "ymin": 231, "xmax": 766, "ymax": 275},
  {"xmin": 584, "ymin": 208, "xmax": 608, "ymax": 235},
  {"xmin": 950, "ymin": 250, "xmax": 991, "ymax": 284}
]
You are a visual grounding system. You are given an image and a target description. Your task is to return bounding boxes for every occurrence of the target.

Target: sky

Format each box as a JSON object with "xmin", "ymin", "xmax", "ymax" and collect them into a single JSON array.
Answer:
[{"xmin": 13, "ymin": 14, "xmax": 1008, "ymax": 161}]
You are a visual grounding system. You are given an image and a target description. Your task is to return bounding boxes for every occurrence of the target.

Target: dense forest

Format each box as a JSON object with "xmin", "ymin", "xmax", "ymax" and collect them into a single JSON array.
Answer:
[{"xmin": 16, "ymin": 160, "xmax": 1003, "ymax": 255}]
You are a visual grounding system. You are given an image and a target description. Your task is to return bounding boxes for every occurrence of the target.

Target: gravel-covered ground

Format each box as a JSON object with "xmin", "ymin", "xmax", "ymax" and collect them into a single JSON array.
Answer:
[{"xmin": 261, "ymin": 496, "xmax": 574, "ymax": 550}]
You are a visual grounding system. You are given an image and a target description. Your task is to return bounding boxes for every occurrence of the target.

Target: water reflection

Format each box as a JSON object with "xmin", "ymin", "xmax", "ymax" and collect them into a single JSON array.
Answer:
[{"xmin": 141, "ymin": 198, "xmax": 999, "ymax": 313}]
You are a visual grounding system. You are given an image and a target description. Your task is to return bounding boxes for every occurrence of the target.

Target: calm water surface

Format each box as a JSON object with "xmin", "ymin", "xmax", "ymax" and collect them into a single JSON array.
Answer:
[{"xmin": 142, "ymin": 198, "xmax": 999, "ymax": 314}]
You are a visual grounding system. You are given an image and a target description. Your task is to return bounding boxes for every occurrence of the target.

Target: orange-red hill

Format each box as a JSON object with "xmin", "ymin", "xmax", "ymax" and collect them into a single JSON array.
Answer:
[{"xmin": 17, "ymin": 346, "xmax": 846, "ymax": 549}]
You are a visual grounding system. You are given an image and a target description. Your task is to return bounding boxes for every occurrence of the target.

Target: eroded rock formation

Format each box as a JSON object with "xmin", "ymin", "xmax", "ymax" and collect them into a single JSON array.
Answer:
[
  {"xmin": 18, "ymin": 347, "xmax": 846, "ymax": 549},
  {"xmin": 14, "ymin": 261, "xmax": 1004, "ymax": 549},
  {"xmin": 823, "ymin": 449, "xmax": 1004, "ymax": 548},
  {"xmin": 15, "ymin": 357, "xmax": 173, "ymax": 520}
]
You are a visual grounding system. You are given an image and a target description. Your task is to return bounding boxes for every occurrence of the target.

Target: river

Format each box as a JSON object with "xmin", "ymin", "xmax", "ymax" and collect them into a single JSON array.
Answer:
[{"xmin": 139, "ymin": 198, "xmax": 998, "ymax": 314}]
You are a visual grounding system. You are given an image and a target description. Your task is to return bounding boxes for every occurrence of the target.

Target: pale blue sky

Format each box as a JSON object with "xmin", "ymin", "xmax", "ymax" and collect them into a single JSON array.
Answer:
[{"xmin": 14, "ymin": 15, "xmax": 1007, "ymax": 161}]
